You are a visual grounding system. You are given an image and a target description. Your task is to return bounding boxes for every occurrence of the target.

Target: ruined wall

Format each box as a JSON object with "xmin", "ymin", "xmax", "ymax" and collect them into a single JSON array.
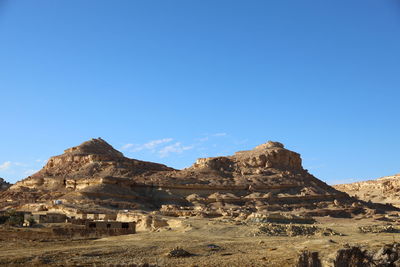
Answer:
[{"xmin": 52, "ymin": 226, "xmax": 135, "ymax": 239}]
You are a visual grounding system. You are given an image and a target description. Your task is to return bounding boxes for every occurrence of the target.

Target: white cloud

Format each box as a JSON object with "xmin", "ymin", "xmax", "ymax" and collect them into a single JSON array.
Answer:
[
  {"xmin": 0, "ymin": 161, "xmax": 11, "ymax": 171},
  {"xmin": 158, "ymin": 142, "xmax": 194, "ymax": 158},
  {"xmin": 122, "ymin": 138, "xmax": 174, "ymax": 152},
  {"xmin": 212, "ymin": 133, "xmax": 227, "ymax": 137},
  {"xmin": 197, "ymin": 137, "xmax": 209, "ymax": 142}
]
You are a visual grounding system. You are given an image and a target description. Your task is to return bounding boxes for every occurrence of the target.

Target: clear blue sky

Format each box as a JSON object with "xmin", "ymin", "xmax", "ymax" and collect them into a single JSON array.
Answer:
[{"xmin": 1, "ymin": 0, "xmax": 399, "ymax": 184}]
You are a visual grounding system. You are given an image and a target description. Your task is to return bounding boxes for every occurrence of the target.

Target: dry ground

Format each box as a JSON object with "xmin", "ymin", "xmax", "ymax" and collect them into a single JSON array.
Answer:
[{"xmin": 1, "ymin": 216, "xmax": 400, "ymax": 266}]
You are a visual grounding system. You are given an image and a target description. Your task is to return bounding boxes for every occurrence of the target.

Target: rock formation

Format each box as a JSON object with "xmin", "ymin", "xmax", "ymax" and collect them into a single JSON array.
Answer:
[
  {"xmin": 296, "ymin": 251, "xmax": 321, "ymax": 267},
  {"xmin": 296, "ymin": 243, "xmax": 400, "ymax": 267},
  {"xmin": 0, "ymin": 178, "xmax": 11, "ymax": 192},
  {"xmin": 0, "ymin": 138, "xmax": 394, "ymax": 217},
  {"xmin": 334, "ymin": 174, "xmax": 400, "ymax": 207},
  {"xmin": 9, "ymin": 138, "xmax": 173, "ymax": 191}
]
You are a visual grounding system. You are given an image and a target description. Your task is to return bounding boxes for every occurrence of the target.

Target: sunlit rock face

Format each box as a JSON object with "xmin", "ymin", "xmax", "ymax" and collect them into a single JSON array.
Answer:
[
  {"xmin": 10, "ymin": 138, "xmax": 174, "ymax": 191},
  {"xmin": 334, "ymin": 174, "xmax": 400, "ymax": 207},
  {"xmin": 192, "ymin": 141, "xmax": 302, "ymax": 175},
  {"xmin": 1, "ymin": 138, "xmax": 390, "ymax": 217}
]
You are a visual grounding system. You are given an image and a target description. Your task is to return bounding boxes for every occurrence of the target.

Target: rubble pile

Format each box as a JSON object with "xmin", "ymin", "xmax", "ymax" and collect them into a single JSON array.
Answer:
[
  {"xmin": 166, "ymin": 247, "xmax": 193, "ymax": 258},
  {"xmin": 253, "ymin": 223, "xmax": 341, "ymax": 237},
  {"xmin": 372, "ymin": 243, "xmax": 400, "ymax": 266},
  {"xmin": 334, "ymin": 243, "xmax": 400, "ymax": 267},
  {"xmin": 246, "ymin": 212, "xmax": 315, "ymax": 224},
  {"xmin": 295, "ymin": 243, "xmax": 400, "ymax": 267},
  {"xmin": 358, "ymin": 225, "xmax": 400, "ymax": 233}
]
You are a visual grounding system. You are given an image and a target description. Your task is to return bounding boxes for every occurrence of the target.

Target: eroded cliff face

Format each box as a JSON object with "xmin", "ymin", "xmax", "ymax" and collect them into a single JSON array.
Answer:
[
  {"xmin": 192, "ymin": 141, "xmax": 302, "ymax": 174},
  {"xmin": 334, "ymin": 174, "xmax": 400, "ymax": 207},
  {"xmin": 10, "ymin": 138, "xmax": 174, "ymax": 191},
  {"xmin": 0, "ymin": 138, "xmax": 388, "ymax": 217}
]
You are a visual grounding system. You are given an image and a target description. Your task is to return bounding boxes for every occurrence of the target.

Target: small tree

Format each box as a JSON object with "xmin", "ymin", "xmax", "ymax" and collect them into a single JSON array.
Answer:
[
  {"xmin": 0, "ymin": 215, "xmax": 8, "ymax": 224},
  {"xmin": 5, "ymin": 210, "xmax": 24, "ymax": 227}
]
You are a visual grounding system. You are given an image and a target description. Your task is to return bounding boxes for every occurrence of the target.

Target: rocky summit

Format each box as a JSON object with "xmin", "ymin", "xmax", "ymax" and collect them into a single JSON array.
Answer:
[{"xmin": 0, "ymin": 138, "xmax": 393, "ymax": 217}]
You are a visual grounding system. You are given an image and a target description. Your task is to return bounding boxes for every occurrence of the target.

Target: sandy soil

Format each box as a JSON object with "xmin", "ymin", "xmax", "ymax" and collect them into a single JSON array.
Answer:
[{"xmin": 1, "ymin": 216, "xmax": 400, "ymax": 266}]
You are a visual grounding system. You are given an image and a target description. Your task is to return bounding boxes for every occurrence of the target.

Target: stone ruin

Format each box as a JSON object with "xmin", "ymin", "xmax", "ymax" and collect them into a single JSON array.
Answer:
[{"xmin": 252, "ymin": 223, "xmax": 341, "ymax": 237}]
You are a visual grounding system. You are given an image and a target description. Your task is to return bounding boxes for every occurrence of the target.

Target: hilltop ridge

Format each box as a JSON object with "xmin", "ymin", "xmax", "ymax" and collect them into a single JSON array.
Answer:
[
  {"xmin": 0, "ymin": 138, "xmax": 394, "ymax": 217},
  {"xmin": 334, "ymin": 174, "xmax": 400, "ymax": 207}
]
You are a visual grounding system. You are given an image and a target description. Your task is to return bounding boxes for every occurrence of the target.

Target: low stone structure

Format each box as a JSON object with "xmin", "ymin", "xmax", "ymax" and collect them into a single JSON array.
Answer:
[
  {"xmin": 51, "ymin": 222, "xmax": 135, "ymax": 239},
  {"xmin": 85, "ymin": 220, "xmax": 135, "ymax": 233},
  {"xmin": 74, "ymin": 213, "xmax": 117, "ymax": 221},
  {"xmin": 24, "ymin": 212, "xmax": 66, "ymax": 223},
  {"xmin": 116, "ymin": 211, "xmax": 168, "ymax": 231}
]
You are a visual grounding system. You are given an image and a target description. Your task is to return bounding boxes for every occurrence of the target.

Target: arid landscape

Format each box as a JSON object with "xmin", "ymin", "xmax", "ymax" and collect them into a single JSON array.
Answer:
[
  {"xmin": 2, "ymin": 2, "xmax": 399, "ymax": 266},
  {"xmin": 1, "ymin": 139, "xmax": 400, "ymax": 266},
  {"xmin": 2, "ymin": 215, "xmax": 400, "ymax": 267}
]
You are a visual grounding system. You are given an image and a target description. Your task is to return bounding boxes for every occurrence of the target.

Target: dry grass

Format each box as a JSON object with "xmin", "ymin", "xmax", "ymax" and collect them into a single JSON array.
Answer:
[{"xmin": 0, "ymin": 216, "xmax": 400, "ymax": 266}]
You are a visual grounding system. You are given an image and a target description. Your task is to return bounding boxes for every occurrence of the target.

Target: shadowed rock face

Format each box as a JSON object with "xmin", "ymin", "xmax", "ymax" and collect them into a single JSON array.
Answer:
[
  {"xmin": 296, "ymin": 251, "xmax": 321, "ymax": 267},
  {"xmin": 0, "ymin": 178, "xmax": 11, "ymax": 192},
  {"xmin": 0, "ymin": 138, "xmax": 392, "ymax": 216}
]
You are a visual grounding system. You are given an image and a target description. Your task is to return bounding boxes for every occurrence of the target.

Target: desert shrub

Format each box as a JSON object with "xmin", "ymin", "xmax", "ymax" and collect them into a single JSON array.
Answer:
[
  {"xmin": 5, "ymin": 210, "xmax": 24, "ymax": 226},
  {"xmin": 26, "ymin": 216, "xmax": 36, "ymax": 226},
  {"xmin": 0, "ymin": 215, "xmax": 8, "ymax": 224}
]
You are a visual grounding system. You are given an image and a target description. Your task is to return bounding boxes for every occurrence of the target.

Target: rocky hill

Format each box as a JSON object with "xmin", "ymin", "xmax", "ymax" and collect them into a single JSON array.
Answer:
[
  {"xmin": 10, "ymin": 138, "xmax": 174, "ymax": 191},
  {"xmin": 334, "ymin": 174, "xmax": 400, "ymax": 207},
  {"xmin": 0, "ymin": 138, "xmax": 394, "ymax": 217},
  {"xmin": 0, "ymin": 178, "xmax": 11, "ymax": 191}
]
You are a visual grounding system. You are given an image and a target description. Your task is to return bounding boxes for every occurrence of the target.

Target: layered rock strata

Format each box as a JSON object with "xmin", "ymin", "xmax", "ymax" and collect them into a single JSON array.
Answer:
[
  {"xmin": 334, "ymin": 174, "xmax": 400, "ymax": 207},
  {"xmin": 0, "ymin": 138, "xmax": 393, "ymax": 217}
]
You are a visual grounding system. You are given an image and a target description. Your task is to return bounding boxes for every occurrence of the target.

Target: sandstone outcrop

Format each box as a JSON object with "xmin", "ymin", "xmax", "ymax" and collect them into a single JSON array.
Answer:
[
  {"xmin": 296, "ymin": 251, "xmax": 321, "ymax": 267},
  {"xmin": 10, "ymin": 138, "xmax": 173, "ymax": 191},
  {"xmin": 0, "ymin": 138, "xmax": 394, "ymax": 217},
  {"xmin": 297, "ymin": 243, "xmax": 400, "ymax": 267},
  {"xmin": 334, "ymin": 174, "xmax": 400, "ymax": 207}
]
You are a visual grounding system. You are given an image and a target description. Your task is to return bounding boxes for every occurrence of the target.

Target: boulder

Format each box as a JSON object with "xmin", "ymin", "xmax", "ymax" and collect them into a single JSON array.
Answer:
[{"xmin": 296, "ymin": 251, "xmax": 321, "ymax": 267}]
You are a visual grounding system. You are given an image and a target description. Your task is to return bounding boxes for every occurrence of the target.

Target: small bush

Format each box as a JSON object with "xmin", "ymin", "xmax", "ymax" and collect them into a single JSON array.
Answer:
[
  {"xmin": 0, "ymin": 215, "xmax": 8, "ymax": 224},
  {"xmin": 5, "ymin": 210, "xmax": 24, "ymax": 227},
  {"xmin": 26, "ymin": 216, "xmax": 36, "ymax": 226}
]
